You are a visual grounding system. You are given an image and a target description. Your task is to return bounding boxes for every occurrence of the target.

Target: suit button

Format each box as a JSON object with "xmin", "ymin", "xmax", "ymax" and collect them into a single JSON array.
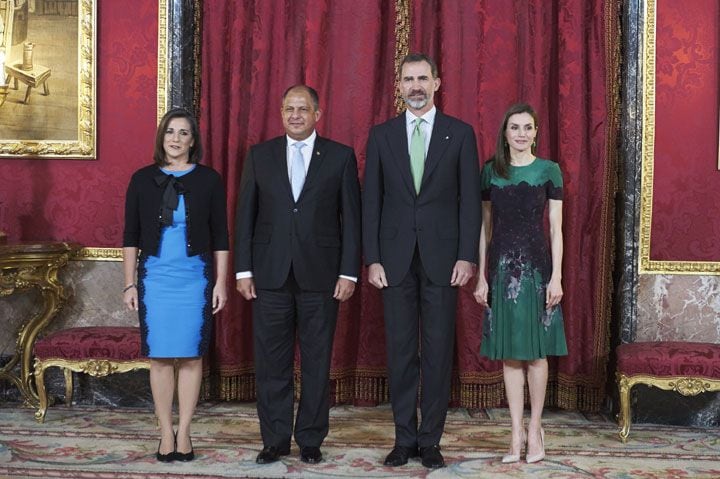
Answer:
[{"xmin": 293, "ymin": 208, "xmax": 298, "ymax": 213}]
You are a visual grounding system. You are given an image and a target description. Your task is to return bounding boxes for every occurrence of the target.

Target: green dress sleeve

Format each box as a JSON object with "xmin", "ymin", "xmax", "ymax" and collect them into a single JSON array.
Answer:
[{"xmin": 546, "ymin": 161, "xmax": 563, "ymax": 200}]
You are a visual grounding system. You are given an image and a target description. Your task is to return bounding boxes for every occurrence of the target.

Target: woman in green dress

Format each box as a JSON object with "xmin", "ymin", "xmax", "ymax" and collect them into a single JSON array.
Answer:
[{"xmin": 474, "ymin": 103, "xmax": 567, "ymax": 464}]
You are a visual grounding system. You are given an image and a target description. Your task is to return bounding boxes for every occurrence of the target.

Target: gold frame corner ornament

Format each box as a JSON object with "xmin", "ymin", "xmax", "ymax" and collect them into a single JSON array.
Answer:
[
  {"xmin": 0, "ymin": 0, "xmax": 97, "ymax": 159},
  {"xmin": 638, "ymin": 0, "xmax": 720, "ymax": 275}
]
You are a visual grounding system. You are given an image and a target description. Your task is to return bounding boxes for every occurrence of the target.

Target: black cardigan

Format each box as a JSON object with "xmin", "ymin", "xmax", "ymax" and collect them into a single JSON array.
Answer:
[{"xmin": 123, "ymin": 164, "xmax": 229, "ymax": 256}]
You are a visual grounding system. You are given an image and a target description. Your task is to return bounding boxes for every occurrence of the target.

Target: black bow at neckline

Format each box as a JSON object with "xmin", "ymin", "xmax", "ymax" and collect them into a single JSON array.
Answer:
[{"xmin": 154, "ymin": 173, "xmax": 187, "ymax": 226}]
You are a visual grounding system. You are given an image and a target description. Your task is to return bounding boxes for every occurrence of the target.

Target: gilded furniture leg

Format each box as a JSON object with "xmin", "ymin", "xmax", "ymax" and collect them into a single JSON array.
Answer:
[
  {"xmin": 617, "ymin": 373, "xmax": 632, "ymax": 443},
  {"xmin": 33, "ymin": 359, "xmax": 49, "ymax": 423}
]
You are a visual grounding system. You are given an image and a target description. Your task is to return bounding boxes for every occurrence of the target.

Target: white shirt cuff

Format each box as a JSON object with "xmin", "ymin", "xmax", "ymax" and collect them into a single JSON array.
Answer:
[{"xmin": 236, "ymin": 272, "xmax": 355, "ymax": 282}]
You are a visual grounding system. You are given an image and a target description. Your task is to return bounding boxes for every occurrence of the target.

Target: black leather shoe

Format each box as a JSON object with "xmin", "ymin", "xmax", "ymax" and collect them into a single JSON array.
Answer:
[
  {"xmin": 383, "ymin": 445, "xmax": 419, "ymax": 466},
  {"xmin": 300, "ymin": 446, "xmax": 323, "ymax": 464},
  {"xmin": 155, "ymin": 437, "xmax": 174, "ymax": 463},
  {"xmin": 420, "ymin": 445, "xmax": 445, "ymax": 469},
  {"xmin": 174, "ymin": 436, "xmax": 194, "ymax": 462},
  {"xmin": 256, "ymin": 445, "xmax": 290, "ymax": 464}
]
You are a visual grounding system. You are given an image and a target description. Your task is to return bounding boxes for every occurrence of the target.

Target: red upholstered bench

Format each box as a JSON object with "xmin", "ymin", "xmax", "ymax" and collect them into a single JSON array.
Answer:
[
  {"xmin": 33, "ymin": 327, "xmax": 150, "ymax": 422},
  {"xmin": 616, "ymin": 341, "xmax": 720, "ymax": 442}
]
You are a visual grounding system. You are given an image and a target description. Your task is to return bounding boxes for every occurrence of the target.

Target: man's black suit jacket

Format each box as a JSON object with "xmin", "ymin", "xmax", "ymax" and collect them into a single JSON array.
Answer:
[
  {"xmin": 234, "ymin": 135, "xmax": 361, "ymax": 291},
  {"xmin": 363, "ymin": 111, "xmax": 481, "ymax": 286}
]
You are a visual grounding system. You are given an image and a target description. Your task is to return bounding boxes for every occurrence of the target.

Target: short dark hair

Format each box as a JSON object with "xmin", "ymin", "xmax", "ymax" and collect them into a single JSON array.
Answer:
[
  {"xmin": 153, "ymin": 108, "xmax": 202, "ymax": 166},
  {"xmin": 399, "ymin": 53, "xmax": 439, "ymax": 78},
  {"xmin": 492, "ymin": 103, "xmax": 539, "ymax": 179},
  {"xmin": 282, "ymin": 84, "xmax": 320, "ymax": 110}
]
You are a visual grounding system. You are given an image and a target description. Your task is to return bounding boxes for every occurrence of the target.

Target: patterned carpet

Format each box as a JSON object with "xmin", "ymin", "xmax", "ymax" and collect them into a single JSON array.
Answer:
[{"xmin": 0, "ymin": 402, "xmax": 719, "ymax": 478}]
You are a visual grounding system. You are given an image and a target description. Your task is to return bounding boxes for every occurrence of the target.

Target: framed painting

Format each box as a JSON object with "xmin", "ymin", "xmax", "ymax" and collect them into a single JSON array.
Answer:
[
  {"xmin": 0, "ymin": 0, "xmax": 95, "ymax": 158},
  {"xmin": 639, "ymin": 0, "xmax": 720, "ymax": 274}
]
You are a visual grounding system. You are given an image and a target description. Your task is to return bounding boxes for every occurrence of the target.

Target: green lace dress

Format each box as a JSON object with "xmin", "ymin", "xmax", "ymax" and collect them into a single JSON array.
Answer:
[{"xmin": 479, "ymin": 158, "xmax": 568, "ymax": 360}]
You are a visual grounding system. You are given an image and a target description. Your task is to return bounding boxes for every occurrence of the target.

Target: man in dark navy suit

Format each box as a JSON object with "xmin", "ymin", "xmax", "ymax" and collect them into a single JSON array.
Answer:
[
  {"xmin": 363, "ymin": 53, "xmax": 481, "ymax": 469},
  {"xmin": 235, "ymin": 85, "xmax": 361, "ymax": 465}
]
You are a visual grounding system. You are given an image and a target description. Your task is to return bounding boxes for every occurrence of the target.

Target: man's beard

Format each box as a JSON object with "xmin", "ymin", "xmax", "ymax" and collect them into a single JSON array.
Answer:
[{"xmin": 404, "ymin": 90, "xmax": 429, "ymax": 109}]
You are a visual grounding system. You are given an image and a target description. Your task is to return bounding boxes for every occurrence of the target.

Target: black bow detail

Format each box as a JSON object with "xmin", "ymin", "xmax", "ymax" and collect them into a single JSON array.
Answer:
[{"xmin": 154, "ymin": 173, "xmax": 186, "ymax": 226}]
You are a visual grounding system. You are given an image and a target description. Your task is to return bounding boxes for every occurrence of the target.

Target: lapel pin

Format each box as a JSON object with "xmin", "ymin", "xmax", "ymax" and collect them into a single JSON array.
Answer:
[{"xmin": 445, "ymin": 136, "xmax": 450, "ymax": 140}]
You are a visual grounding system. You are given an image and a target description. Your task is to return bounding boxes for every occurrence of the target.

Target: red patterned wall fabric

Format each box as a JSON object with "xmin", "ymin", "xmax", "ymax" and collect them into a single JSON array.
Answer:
[
  {"xmin": 652, "ymin": 0, "xmax": 720, "ymax": 261},
  {"xmin": 0, "ymin": 1, "xmax": 158, "ymax": 245},
  {"xmin": 202, "ymin": 0, "xmax": 617, "ymax": 410}
]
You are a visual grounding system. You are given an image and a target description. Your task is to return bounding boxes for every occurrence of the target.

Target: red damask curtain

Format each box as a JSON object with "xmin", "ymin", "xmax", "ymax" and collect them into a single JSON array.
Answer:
[{"xmin": 200, "ymin": 0, "xmax": 618, "ymax": 411}]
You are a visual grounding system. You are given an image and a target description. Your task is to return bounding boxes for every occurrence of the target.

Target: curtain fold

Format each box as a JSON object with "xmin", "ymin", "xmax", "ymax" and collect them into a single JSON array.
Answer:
[{"xmin": 200, "ymin": 0, "xmax": 618, "ymax": 411}]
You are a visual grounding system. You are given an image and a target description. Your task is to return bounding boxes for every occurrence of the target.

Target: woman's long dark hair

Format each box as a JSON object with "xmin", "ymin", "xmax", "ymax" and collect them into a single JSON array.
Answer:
[
  {"xmin": 491, "ymin": 103, "xmax": 539, "ymax": 179},
  {"xmin": 153, "ymin": 108, "xmax": 203, "ymax": 166}
]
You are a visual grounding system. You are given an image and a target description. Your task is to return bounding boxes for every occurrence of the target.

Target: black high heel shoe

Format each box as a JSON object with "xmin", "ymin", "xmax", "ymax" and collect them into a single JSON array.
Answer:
[
  {"xmin": 156, "ymin": 436, "xmax": 175, "ymax": 462},
  {"xmin": 174, "ymin": 434, "xmax": 194, "ymax": 462}
]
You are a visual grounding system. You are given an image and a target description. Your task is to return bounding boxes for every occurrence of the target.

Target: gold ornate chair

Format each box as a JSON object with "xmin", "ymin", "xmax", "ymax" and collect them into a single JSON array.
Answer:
[
  {"xmin": 616, "ymin": 341, "xmax": 720, "ymax": 442},
  {"xmin": 33, "ymin": 326, "xmax": 149, "ymax": 422}
]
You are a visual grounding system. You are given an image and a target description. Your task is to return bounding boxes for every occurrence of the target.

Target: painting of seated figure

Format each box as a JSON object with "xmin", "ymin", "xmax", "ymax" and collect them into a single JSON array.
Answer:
[{"xmin": 0, "ymin": 0, "xmax": 95, "ymax": 159}]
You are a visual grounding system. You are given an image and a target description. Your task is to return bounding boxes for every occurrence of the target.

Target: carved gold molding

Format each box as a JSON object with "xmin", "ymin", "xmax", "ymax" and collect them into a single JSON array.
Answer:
[
  {"xmin": 74, "ymin": 247, "xmax": 122, "ymax": 261},
  {"xmin": 0, "ymin": 0, "xmax": 96, "ymax": 158},
  {"xmin": 0, "ymin": 242, "xmax": 80, "ymax": 407},
  {"xmin": 393, "ymin": 0, "xmax": 410, "ymax": 114},
  {"xmin": 34, "ymin": 357, "xmax": 150, "ymax": 422},
  {"xmin": 616, "ymin": 372, "xmax": 720, "ymax": 442},
  {"xmin": 157, "ymin": 0, "xmax": 170, "ymax": 120},
  {"xmin": 638, "ymin": 0, "xmax": 720, "ymax": 274}
]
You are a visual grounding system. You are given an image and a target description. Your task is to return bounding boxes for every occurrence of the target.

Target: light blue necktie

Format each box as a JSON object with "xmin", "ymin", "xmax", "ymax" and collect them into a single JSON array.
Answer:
[{"xmin": 291, "ymin": 142, "xmax": 306, "ymax": 201}]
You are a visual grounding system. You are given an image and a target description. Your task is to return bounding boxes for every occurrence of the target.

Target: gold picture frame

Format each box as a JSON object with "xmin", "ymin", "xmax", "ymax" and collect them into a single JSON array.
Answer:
[
  {"xmin": 0, "ymin": 0, "xmax": 96, "ymax": 158},
  {"xmin": 638, "ymin": 0, "xmax": 720, "ymax": 274}
]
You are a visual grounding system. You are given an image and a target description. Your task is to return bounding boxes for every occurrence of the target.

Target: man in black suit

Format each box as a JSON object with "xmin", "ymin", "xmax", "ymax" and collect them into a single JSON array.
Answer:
[
  {"xmin": 235, "ymin": 85, "xmax": 361, "ymax": 465},
  {"xmin": 363, "ymin": 53, "xmax": 481, "ymax": 469}
]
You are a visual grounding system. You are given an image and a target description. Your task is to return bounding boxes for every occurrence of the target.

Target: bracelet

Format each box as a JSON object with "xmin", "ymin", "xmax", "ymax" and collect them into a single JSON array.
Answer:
[{"xmin": 123, "ymin": 284, "xmax": 137, "ymax": 293}]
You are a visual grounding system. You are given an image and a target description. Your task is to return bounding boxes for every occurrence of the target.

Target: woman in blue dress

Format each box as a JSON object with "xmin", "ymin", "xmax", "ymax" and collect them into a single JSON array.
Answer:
[{"xmin": 123, "ymin": 108, "xmax": 229, "ymax": 462}]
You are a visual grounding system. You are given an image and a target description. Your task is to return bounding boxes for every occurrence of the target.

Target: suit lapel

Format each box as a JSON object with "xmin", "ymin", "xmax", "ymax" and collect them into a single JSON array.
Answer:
[
  {"xmin": 300, "ymin": 136, "xmax": 327, "ymax": 201},
  {"xmin": 386, "ymin": 114, "xmax": 416, "ymax": 196},
  {"xmin": 271, "ymin": 137, "xmax": 293, "ymax": 201},
  {"xmin": 422, "ymin": 111, "xmax": 452, "ymax": 187}
]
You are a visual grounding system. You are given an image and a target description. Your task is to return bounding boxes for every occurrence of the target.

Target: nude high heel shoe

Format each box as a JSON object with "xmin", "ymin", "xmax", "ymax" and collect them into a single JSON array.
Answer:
[
  {"xmin": 501, "ymin": 429, "xmax": 527, "ymax": 463},
  {"xmin": 526, "ymin": 428, "xmax": 545, "ymax": 463}
]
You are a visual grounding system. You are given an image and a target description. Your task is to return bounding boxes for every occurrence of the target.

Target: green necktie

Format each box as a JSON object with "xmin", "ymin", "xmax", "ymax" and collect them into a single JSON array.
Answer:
[{"xmin": 410, "ymin": 118, "xmax": 425, "ymax": 193}]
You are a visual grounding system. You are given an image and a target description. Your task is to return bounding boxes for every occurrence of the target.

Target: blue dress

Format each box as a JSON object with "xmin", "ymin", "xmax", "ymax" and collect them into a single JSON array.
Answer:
[{"xmin": 138, "ymin": 166, "xmax": 212, "ymax": 358}]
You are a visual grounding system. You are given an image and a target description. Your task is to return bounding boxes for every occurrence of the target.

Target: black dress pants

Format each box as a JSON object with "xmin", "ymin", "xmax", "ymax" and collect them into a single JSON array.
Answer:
[
  {"xmin": 382, "ymin": 249, "xmax": 457, "ymax": 448},
  {"xmin": 253, "ymin": 269, "xmax": 338, "ymax": 449}
]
